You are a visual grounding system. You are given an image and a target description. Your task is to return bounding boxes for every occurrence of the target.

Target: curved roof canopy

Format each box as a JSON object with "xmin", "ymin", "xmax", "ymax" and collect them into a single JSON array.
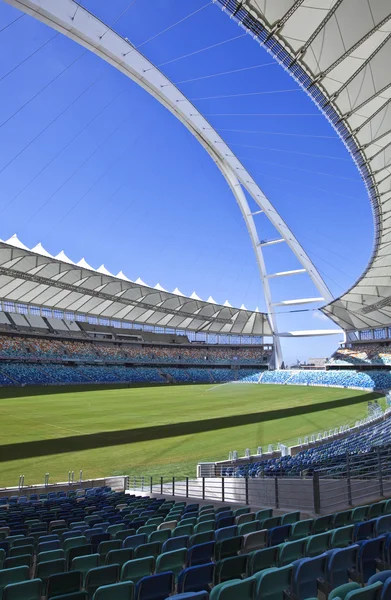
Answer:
[
  {"xmin": 218, "ymin": 0, "xmax": 391, "ymax": 331},
  {"xmin": 0, "ymin": 236, "xmax": 272, "ymax": 336}
]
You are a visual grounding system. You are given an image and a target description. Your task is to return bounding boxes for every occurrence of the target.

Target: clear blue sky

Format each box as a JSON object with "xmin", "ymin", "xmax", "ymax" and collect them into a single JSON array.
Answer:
[{"xmin": 0, "ymin": 0, "xmax": 373, "ymax": 364}]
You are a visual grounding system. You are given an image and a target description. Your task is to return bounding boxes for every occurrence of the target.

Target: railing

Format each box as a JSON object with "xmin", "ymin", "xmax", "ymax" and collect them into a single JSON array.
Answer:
[
  {"xmin": 0, "ymin": 475, "xmax": 129, "ymax": 498},
  {"xmin": 129, "ymin": 446, "xmax": 391, "ymax": 514}
]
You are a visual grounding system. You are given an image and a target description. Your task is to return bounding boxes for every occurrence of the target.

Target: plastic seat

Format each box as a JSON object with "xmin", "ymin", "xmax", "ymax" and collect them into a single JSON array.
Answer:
[
  {"xmin": 215, "ymin": 536, "xmax": 243, "ymax": 561},
  {"xmin": 135, "ymin": 542, "xmax": 161, "ymax": 559},
  {"xmin": 236, "ymin": 513, "xmax": 255, "ymax": 526},
  {"xmin": 67, "ymin": 544, "xmax": 93, "ymax": 569},
  {"xmin": 354, "ymin": 520, "xmax": 375, "ymax": 542},
  {"xmin": 350, "ymin": 536, "xmax": 385, "ymax": 584},
  {"xmin": 4, "ymin": 555, "xmax": 32, "ymax": 569},
  {"xmin": 123, "ymin": 534, "xmax": 148, "ymax": 549},
  {"xmin": 256, "ymin": 509, "xmax": 273, "ymax": 521},
  {"xmin": 37, "ymin": 549, "xmax": 65, "ymax": 564},
  {"xmin": 71, "ymin": 554, "xmax": 100, "ymax": 585},
  {"xmin": 367, "ymin": 570, "xmax": 391, "ymax": 585},
  {"xmin": 155, "ymin": 548, "xmax": 187, "ymax": 577},
  {"xmin": 149, "ymin": 529, "xmax": 170, "ymax": 544},
  {"xmin": 106, "ymin": 548, "xmax": 134, "ymax": 567},
  {"xmin": 253, "ymin": 564, "xmax": 293, "ymax": 600},
  {"xmin": 312, "ymin": 515, "xmax": 332, "ymax": 534},
  {"xmin": 375, "ymin": 515, "xmax": 391, "ymax": 537},
  {"xmin": 238, "ymin": 521, "xmax": 259, "ymax": 536},
  {"xmin": 352, "ymin": 506, "xmax": 370, "ymax": 523},
  {"xmin": 170, "ymin": 592, "xmax": 208, "ymax": 600},
  {"xmin": 368, "ymin": 503, "xmax": 386, "ymax": 520},
  {"xmin": 35, "ymin": 558, "xmax": 67, "ymax": 590},
  {"xmin": 290, "ymin": 519, "xmax": 313, "ymax": 541},
  {"xmin": 214, "ymin": 555, "xmax": 248, "ymax": 585},
  {"xmin": 261, "ymin": 517, "xmax": 281, "ymax": 530},
  {"xmin": 281, "ymin": 511, "xmax": 300, "ymax": 525},
  {"xmin": 331, "ymin": 581, "xmax": 383, "ymax": 600},
  {"xmin": 9, "ymin": 544, "xmax": 33, "ymax": 557},
  {"xmin": 137, "ymin": 526, "xmax": 157, "ymax": 537},
  {"xmin": 177, "ymin": 563, "xmax": 214, "ymax": 593},
  {"xmin": 322, "ymin": 545, "xmax": 359, "ymax": 592},
  {"xmin": 194, "ymin": 521, "xmax": 215, "ymax": 534},
  {"xmin": 211, "ymin": 578, "xmax": 254, "ymax": 600},
  {"xmin": 305, "ymin": 532, "xmax": 330, "ymax": 557},
  {"xmin": 162, "ymin": 536, "xmax": 189, "ymax": 553},
  {"xmin": 173, "ymin": 525, "xmax": 193, "ymax": 538},
  {"xmin": 187, "ymin": 541, "xmax": 215, "ymax": 567},
  {"xmin": 247, "ymin": 546, "xmax": 279, "ymax": 576},
  {"xmin": 116, "ymin": 529, "xmax": 137, "ymax": 543},
  {"xmin": 38, "ymin": 540, "xmax": 61, "ymax": 553},
  {"xmin": 291, "ymin": 553, "xmax": 327, "ymax": 600},
  {"xmin": 241, "ymin": 529, "xmax": 267, "ymax": 554},
  {"xmin": 331, "ymin": 525, "xmax": 355, "ymax": 548},
  {"xmin": 92, "ymin": 581, "xmax": 135, "ymax": 600},
  {"xmin": 47, "ymin": 571, "xmax": 82, "ymax": 600},
  {"xmin": 278, "ymin": 539, "xmax": 305, "ymax": 566},
  {"xmin": 121, "ymin": 557, "xmax": 155, "ymax": 584},
  {"xmin": 189, "ymin": 531, "xmax": 214, "ymax": 547},
  {"xmin": 216, "ymin": 517, "xmax": 235, "ymax": 530},
  {"xmin": 63, "ymin": 536, "xmax": 88, "ymax": 556},
  {"xmin": 85, "ymin": 565, "xmax": 119, "ymax": 600},
  {"xmin": 0, "ymin": 567, "xmax": 30, "ymax": 598},
  {"xmin": 268, "ymin": 525, "xmax": 291, "ymax": 547},
  {"xmin": 135, "ymin": 571, "xmax": 174, "ymax": 600},
  {"xmin": 333, "ymin": 511, "xmax": 352, "ymax": 528},
  {"xmin": 98, "ymin": 540, "xmax": 121, "ymax": 564},
  {"xmin": 2, "ymin": 579, "xmax": 42, "ymax": 600},
  {"xmin": 157, "ymin": 521, "xmax": 177, "ymax": 531},
  {"xmin": 215, "ymin": 526, "xmax": 237, "ymax": 542},
  {"xmin": 90, "ymin": 533, "xmax": 110, "ymax": 552}
]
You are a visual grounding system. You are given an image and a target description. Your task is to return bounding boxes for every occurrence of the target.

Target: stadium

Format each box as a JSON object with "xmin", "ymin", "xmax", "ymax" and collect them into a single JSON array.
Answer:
[{"xmin": 1, "ymin": 0, "xmax": 391, "ymax": 599}]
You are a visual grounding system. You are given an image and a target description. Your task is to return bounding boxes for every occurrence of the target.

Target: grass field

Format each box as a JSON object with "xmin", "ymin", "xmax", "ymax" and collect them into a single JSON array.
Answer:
[{"xmin": 0, "ymin": 383, "xmax": 383, "ymax": 488}]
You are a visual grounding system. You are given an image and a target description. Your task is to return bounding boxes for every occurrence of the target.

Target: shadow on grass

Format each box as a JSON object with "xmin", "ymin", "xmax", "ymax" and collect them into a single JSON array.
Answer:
[{"xmin": 0, "ymin": 391, "xmax": 380, "ymax": 462}]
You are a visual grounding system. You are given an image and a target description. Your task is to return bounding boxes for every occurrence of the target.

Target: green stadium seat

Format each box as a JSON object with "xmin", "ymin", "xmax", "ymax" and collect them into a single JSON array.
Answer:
[
  {"xmin": 290, "ymin": 519, "xmax": 313, "ymax": 540},
  {"xmin": 215, "ymin": 536, "xmax": 243, "ymax": 561},
  {"xmin": 37, "ymin": 549, "xmax": 65, "ymax": 564},
  {"xmin": 121, "ymin": 557, "xmax": 155, "ymax": 584},
  {"xmin": 189, "ymin": 531, "xmax": 215, "ymax": 546},
  {"xmin": 92, "ymin": 581, "xmax": 134, "ymax": 600},
  {"xmin": 98, "ymin": 540, "xmax": 121, "ymax": 565},
  {"xmin": 247, "ymin": 546, "xmax": 279, "ymax": 576},
  {"xmin": 85, "ymin": 565, "xmax": 119, "ymax": 600},
  {"xmin": 194, "ymin": 521, "xmax": 215, "ymax": 534},
  {"xmin": 155, "ymin": 548, "xmax": 187, "ymax": 577},
  {"xmin": 281, "ymin": 511, "xmax": 300, "ymax": 525},
  {"xmin": 71, "ymin": 554, "xmax": 100, "ymax": 585},
  {"xmin": 214, "ymin": 555, "xmax": 248, "ymax": 585},
  {"xmin": 330, "ymin": 525, "xmax": 355, "ymax": 548},
  {"xmin": 0, "ymin": 567, "xmax": 30, "ymax": 599},
  {"xmin": 47, "ymin": 571, "xmax": 82, "ymax": 600},
  {"xmin": 351, "ymin": 506, "xmax": 370, "ymax": 523},
  {"xmin": 106, "ymin": 548, "xmax": 134, "ymax": 567},
  {"xmin": 305, "ymin": 532, "xmax": 331, "ymax": 557},
  {"xmin": 135, "ymin": 542, "xmax": 161, "ymax": 559},
  {"xmin": 2, "ymin": 579, "xmax": 42, "ymax": 600},
  {"xmin": 278, "ymin": 539, "xmax": 306, "ymax": 566},
  {"xmin": 149, "ymin": 529, "xmax": 171, "ymax": 544},
  {"xmin": 173, "ymin": 525, "xmax": 193, "ymax": 537},
  {"xmin": 209, "ymin": 578, "xmax": 255, "ymax": 600}
]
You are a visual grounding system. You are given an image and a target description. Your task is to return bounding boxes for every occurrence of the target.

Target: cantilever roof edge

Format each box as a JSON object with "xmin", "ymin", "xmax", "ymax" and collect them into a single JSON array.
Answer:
[
  {"xmin": 0, "ymin": 239, "xmax": 272, "ymax": 336},
  {"xmin": 216, "ymin": 0, "xmax": 391, "ymax": 331}
]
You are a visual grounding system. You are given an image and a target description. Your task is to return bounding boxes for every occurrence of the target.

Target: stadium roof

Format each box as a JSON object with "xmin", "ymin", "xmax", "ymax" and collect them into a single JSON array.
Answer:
[
  {"xmin": 217, "ymin": 0, "xmax": 391, "ymax": 332},
  {"xmin": 0, "ymin": 235, "xmax": 272, "ymax": 336}
]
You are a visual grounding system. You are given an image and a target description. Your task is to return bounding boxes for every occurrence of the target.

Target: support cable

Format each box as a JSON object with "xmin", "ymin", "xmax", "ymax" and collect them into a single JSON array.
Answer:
[
  {"xmin": 174, "ymin": 62, "xmax": 277, "ymax": 84},
  {"xmin": 137, "ymin": 2, "xmax": 212, "ymax": 49},
  {"xmin": 99, "ymin": 0, "xmax": 140, "ymax": 40},
  {"xmin": 0, "ymin": 13, "xmax": 24, "ymax": 34},
  {"xmin": 216, "ymin": 127, "xmax": 337, "ymax": 139},
  {"xmin": 0, "ymin": 31, "xmax": 58, "ymax": 84},
  {"xmin": 157, "ymin": 33, "xmax": 247, "ymax": 67},
  {"xmin": 190, "ymin": 89, "xmax": 302, "ymax": 101},
  {"xmin": 23, "ymin": 104, "xmax": 141, "ymax": 227},
  {"xmin": 0, "ymin": 67, "xmax": 125, "ymax": 216},
  {"xmin": 228, "ymin": 142, "xmax": 351, "ymax": 161},
  {"xmin": 0, "ymin": 49, "xmax": 88, "ymax": 132},
  {"xmin": 0, "ymin": 64, "xmax": 111, "ymax": 183},
  {"xmin": 204, "ymin": 112, "xmax": 321, "ymax": 116},
  {"xmin": 237, "ymin": 155, "xmax": 361, "ymax": 182}
]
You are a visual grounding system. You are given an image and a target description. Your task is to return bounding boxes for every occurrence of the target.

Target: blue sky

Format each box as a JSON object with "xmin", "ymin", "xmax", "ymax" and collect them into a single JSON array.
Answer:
[{"xmin": 0, "ymin": 0, "xmax": 373, "ymax": 364}]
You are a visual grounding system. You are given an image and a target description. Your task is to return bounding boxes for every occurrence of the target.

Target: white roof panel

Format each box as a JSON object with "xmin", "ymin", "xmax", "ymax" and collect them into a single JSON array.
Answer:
[
  {"xmin": 0, "ymin": 239, "xmax": 272, "ymax": 336},
  {"xmin": 218, "ymin": 0, "xmax": 391, "ymax": 331}
]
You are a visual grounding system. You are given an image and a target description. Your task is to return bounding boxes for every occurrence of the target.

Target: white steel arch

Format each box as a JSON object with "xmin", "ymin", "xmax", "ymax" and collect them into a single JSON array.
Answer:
[{"xmin": 3, "ymin": 0, "xmax": 334, "ymax": 367}]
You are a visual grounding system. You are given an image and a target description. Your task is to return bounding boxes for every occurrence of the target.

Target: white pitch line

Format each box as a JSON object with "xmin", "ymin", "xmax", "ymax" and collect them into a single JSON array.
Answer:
[
  {"xmin": 206, "ymin": 382, "xmax": 231, "ymax": 392},
  {"xmin": 2, "ymin": 412, "xmax": 85, "ymax": 436}
]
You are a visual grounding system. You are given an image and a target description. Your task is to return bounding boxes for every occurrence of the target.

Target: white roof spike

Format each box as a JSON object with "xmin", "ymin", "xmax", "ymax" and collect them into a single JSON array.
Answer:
[
  {"xmin": 207, "ymin": 296, "xmax": 217, "ymax": 304},
  {"xmin": 77, "ymin": 258, "xmax": 94, "ymax": 271},
  {"xmin": 31, "ymin": 243, "xmax": 53, "ymax": 258},
  {"xmin": 172, "ymin": 287, "xmax": 185, "ymax": 296},
  {"xmin": 97, "ymin": 264, "xmax": 113, "ymax": 276},
  {"xmin": 255, "ymin": 306, "xmax": 260, "ymax": 313},
  {"xmin": 190, "ymin": 291, "xmax": 202, "ymax": 301},
  {"xmin": 154, "ymin": 283, "xmax": 167, "ymax": 292},
  {"xmin": 240, "ymin": 304, "xmax": 247, "ymax": 310},
  {"xmin": 5, "ymin": 234, "xmax": 29, "ymax": 250},
  {"xmin": 116, "ymin": 270, "xmax": 132, "ymax": 282},
  {"xmin": 223, "ymin": 300, "xmax": 232, "ymax": 307},
  {"xmin": 135, "ymin": 277, "xmax": 147, "ymax": 286},
  {"xmin": 55, "ymin": 250, "xmax": 75, "ymax": 265}
]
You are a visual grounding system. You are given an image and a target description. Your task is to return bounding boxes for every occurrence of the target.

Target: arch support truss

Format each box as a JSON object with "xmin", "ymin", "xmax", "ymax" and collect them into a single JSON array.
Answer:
[{"xmin": 3, "ymin": 0, "xmax": 334, "ymax": 366}]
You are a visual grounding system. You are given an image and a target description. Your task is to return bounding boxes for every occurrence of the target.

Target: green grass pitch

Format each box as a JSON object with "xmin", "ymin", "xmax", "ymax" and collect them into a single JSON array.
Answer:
[{"xmin": 0, "ymin": 383, "xmax": 383, "ymax": 488}]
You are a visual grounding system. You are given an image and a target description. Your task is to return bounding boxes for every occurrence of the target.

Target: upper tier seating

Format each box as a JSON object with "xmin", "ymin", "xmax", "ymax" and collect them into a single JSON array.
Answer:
[{"xmin": 329, "ymin": 345, "xmax": 391, "ymax": 366}]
